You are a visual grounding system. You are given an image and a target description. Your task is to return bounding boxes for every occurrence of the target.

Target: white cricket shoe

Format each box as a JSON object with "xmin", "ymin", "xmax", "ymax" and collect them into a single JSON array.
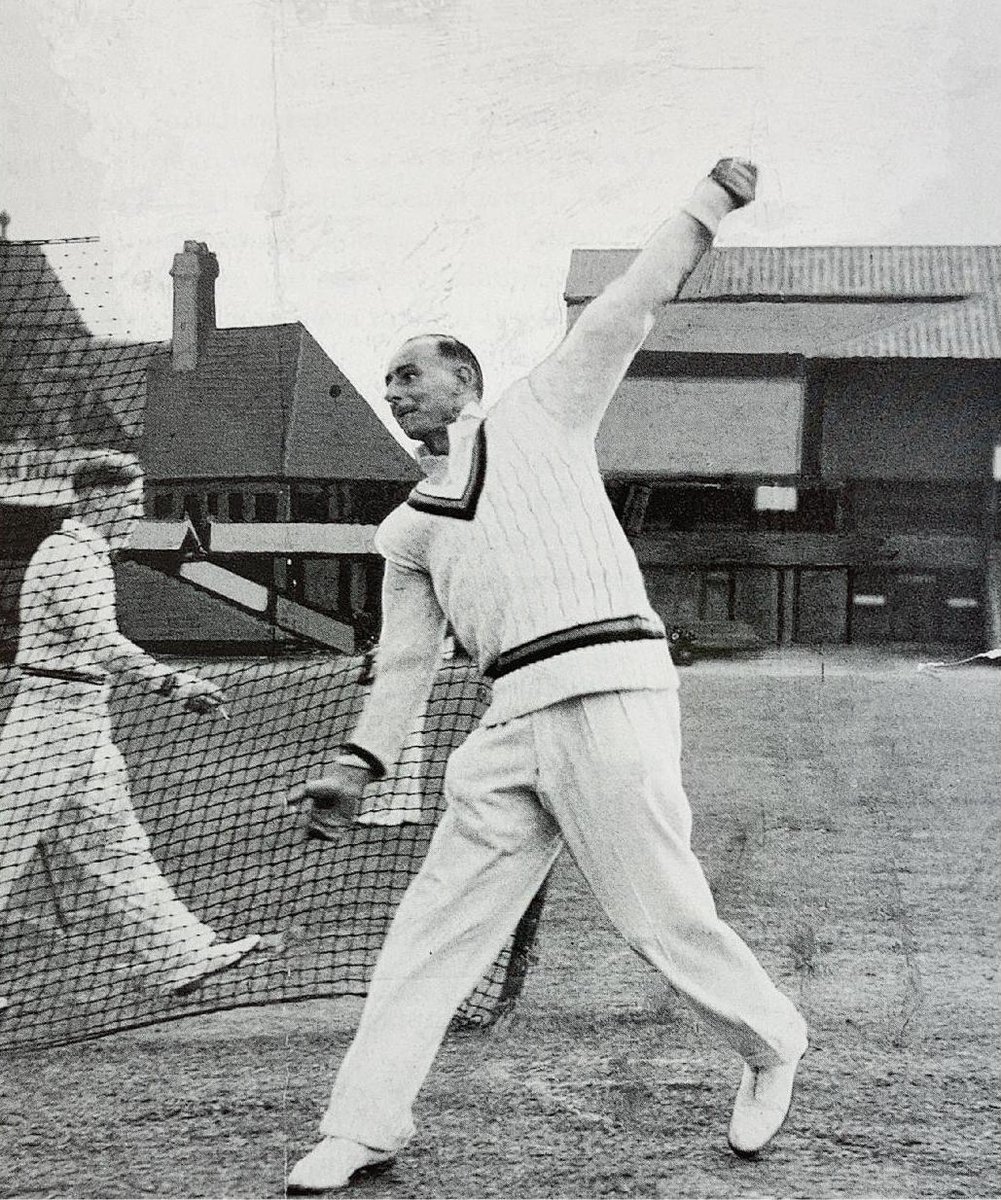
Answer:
[
  {"xmin": 287, "ymin": 1137, "xmax": 393, "ymax": 1193},
  {"xmin": 727, "ymin": 1049, "xmax": 804, "ymax": 1157},
  {"xmin": 158, "ymin": 934, "xmax": 262, "ymax": 995}
]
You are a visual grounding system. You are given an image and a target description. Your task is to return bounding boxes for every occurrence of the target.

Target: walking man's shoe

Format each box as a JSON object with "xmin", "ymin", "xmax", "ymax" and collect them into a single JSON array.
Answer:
[
  {"xmin": 727, "ymin": 1049, "xmax": 804, "ymax": 1157},
  {"xmin": 287, "ymin": 1136, "xmax": 394, "ymax": 1193},
  {"xmin": 157, "ymin": 934, "xmax": 262, "ymax": 995}
]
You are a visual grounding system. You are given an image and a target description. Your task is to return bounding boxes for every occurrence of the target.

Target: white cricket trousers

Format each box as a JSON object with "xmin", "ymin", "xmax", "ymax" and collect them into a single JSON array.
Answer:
[
  {"xmin": 321, "ymin": 688, "xmax": 808, "ymax": 1152},
  {"xmin": 0, "ymin": 678, "xmax": 215, "ymax": 972}
]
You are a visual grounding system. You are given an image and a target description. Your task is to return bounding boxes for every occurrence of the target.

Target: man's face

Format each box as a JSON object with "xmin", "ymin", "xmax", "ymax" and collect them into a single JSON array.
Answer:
[
  {"xmin": 82, "ymin": 478, "xmax": 144, "ymax": 549},
  {"xmin": 384, "ymin": 338, "xmax": 468, "ymax": 447}
]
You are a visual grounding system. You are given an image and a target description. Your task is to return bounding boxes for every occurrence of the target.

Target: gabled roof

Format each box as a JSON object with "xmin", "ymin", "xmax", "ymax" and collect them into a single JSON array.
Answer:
[
  {"xmin": 565, "ymin": 245, "xmax": 1001, "ymax": 359},
  {"xmin": 0, "ymin": 240, "xmax": 90, "ymax": 357},
  {"xmin": 144, "ymin": 323, "xmax": 418, "ymax": 481},
  {"xmin": 3, "ymin": 238, "xmax": 417, "ymax": 484},
  {"xmin": 1, "ymin": 240, "xmax": 164, "ymax": 460}
]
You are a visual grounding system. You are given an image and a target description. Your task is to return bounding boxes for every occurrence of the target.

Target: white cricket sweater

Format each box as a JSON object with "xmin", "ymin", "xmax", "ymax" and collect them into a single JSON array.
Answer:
[{"xmin": 351, "ymin": 178, "xmax": 739, "ymax": 774}]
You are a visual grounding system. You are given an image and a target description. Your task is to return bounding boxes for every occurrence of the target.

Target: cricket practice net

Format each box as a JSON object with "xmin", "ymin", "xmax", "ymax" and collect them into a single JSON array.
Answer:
[
  {"xmin": 0, "ymin": 650, "xmax": 546, "ymax": 1051},
  {"xmin": 0, "ymin": 236, "xmax": 546, "ymax": 1052}
]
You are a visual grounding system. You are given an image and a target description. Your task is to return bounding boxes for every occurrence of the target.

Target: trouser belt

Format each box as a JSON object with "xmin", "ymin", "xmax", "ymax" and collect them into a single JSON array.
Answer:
[
  {"xmin": 485, "ymin": 615, "xmax": 665, "ymax": 681},
  {"xmin": 20, "ymin": 665, "xmax": 106, "ymax": 686}
]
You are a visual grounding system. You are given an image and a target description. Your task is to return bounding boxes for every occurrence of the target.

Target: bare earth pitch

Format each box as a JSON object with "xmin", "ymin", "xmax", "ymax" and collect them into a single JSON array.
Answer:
[{"xmin": 0, "ymin": 649, "xmax": 998, "ymax": 1198}]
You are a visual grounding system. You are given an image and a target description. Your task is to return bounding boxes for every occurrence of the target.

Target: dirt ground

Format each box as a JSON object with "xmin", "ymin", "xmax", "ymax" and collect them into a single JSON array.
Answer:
[{"xmin": 1, "ymin": 649, "xmax": 999, "ymax": 1199}]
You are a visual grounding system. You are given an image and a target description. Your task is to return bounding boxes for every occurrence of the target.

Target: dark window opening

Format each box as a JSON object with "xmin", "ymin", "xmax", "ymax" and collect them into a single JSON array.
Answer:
[
  {"xmin": 348, "ymin": 480, "xmax": 416, "ymax": 524},
  {"xmin": 645, "ymin": 485, "xmax": 754, "ymax": 531},
  {"xmin": 253, "ymin": 493, "xmax": 278, "ymax": 522},
  {"xmin": 291, "ymin": 485, "xmax": 328, "ymax": 523},
  {"xmin": 228, "ymin": 492, "xmax": 245, "ymax": 521},
  {"xmin": 751, "ymin": 488, "xmax": 839, "ymax": 533},
  {"xmin": 152, "ymin": 493, "xmax": 173, "ymax": 519}
]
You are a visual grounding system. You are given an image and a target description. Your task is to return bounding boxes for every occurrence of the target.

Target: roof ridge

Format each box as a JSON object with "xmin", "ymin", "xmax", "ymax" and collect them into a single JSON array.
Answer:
[{"xmin": 211, "ymin": 320, "xmax": 305, "ymax": 335}]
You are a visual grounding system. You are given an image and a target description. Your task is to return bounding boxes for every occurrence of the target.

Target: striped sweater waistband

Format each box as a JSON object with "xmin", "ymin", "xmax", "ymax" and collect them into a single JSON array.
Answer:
[
  {"xmin": 19, "ymin": 665, "xmax": 106, "ymax": 686},
  {"xmin": 485, "ymin": 615, "xmax": 665, "ymax": 681}
]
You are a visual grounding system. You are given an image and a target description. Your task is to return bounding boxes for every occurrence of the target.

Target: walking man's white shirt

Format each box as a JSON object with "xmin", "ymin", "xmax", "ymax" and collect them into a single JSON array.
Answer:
[{"xmin": 289, "ymin": 160, "xmax": 808, "ymax": 1192}]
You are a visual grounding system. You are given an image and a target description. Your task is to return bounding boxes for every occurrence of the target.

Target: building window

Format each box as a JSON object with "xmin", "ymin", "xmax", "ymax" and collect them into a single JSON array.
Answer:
[
  {"xmin": 183, "ymin": 493, "xmax": 202, "ymax": 522},
  {"xmin": 645, "ymin": 485, "xmax": 753, "ymax": 531},
  {"xmin": 228, "ymin": 492, "xmax": 245, "ymax": 521},
  {"xmin": 291, "ymin": 485, "xmax": 328, "ymax": 523},
  {"xmin": 152, "ymin": 493, "xmax": 173, "ymax": 519},
  {"xmin": 253, "ymin": 492, "xmax": 278, "ymax": 522},
  {"xmin": 751, "ymin": 487, "xmax": 838, "ymax": 533},
  {"xmin": 755, "ymin": 486, "xmax": 797, "ymax": 512},
  {"xmin": 206, "ymin": 492, "xmax": 220, "ymax": 517},
  {"xmin": 350, "ymin": 480, "xmax": 413, "ymax": 524}
]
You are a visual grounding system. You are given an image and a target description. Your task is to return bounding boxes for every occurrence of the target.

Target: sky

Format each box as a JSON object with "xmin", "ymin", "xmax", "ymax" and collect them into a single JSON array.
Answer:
[{"xmin": 2, "ymin": 0, "xmax": 1001, "ymax": 439}]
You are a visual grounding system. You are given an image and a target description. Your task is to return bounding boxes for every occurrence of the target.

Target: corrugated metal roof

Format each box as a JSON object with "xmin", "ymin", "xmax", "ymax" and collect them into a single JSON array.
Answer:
[
  {"xmin": 825, "ymin": 294, "xmax": 1001, "ymax": 358},
  {"xmin": 619, "ymin": 299, "xmax": 941, "ymax": 357},
  {"xmin": 566, "ymin": 245, "xmax": 1001, "ymax": 301},
  {"xmin": 565, "ymin": 245, "xmax": 1001, "ymax": 359}
]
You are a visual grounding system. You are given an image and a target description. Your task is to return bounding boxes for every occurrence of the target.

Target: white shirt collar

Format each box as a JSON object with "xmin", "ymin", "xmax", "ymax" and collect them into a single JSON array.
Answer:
[
  {"xmin": 62, "ymin": 516, "xmax": 112, "ymax": 558},
  {"xmin": 415, "ymin": 400, "xmax": 486, "ymax": 481}
]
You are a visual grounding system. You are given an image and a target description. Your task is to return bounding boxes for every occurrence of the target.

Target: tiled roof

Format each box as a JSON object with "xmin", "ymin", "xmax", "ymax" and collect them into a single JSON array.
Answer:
[
  {"xmin": 144, "ymin": 323, "xmax": 418, "ymax": 481},
  {"xmin": 3, "ymin": 240, "xmax": 417, "ymax": 483},
  {"xmin": 1, "ymin": 240, "xmax": 164, "ymax": 465},
  {"xmin": 565, "ymin": 245, "xmax": 1001, "ymax": 358},
  {"xmin": 0, "ymin": 241, "xmax": 90, "ymax": 352}
]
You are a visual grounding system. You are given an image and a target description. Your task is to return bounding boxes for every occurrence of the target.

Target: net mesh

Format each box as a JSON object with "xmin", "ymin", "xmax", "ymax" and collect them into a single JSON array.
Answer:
[{"xmin": 0, "ymin": 237, "xmax": 546, "ymax": 1051}]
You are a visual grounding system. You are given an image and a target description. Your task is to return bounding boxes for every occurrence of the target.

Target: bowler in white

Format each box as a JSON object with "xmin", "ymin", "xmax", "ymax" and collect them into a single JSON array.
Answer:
[{"xmin": 289, "ymin": 159, "xmax": 809, "ymax": 1192}]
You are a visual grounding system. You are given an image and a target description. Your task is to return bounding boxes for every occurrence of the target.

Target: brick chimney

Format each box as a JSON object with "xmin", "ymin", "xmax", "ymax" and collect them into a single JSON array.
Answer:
[{"xmin": 170, "ymin": 240, "xmax": 219, "ymax": 371}]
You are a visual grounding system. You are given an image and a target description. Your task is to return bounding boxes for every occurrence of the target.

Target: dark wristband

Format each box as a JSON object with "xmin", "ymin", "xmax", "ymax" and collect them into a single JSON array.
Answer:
[{"xmin": 340, "ymin": 742, "xmax": 386, "ymax": 779}]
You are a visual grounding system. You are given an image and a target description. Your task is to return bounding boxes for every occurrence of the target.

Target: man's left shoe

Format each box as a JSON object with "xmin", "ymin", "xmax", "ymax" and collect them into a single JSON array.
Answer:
[
  {"xmin": 727, "ymin": 1049, "xmax": 804, "ymax": 1158},
  {"xmin": 287, "ymin": 1137, "xmax": 394, "ymax": 1193}
]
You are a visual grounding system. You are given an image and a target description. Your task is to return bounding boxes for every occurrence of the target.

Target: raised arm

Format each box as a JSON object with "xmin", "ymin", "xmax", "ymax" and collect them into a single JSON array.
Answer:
[{"xmin": 528, "ymin": 158, "xmax": 757, "ymax": 431}]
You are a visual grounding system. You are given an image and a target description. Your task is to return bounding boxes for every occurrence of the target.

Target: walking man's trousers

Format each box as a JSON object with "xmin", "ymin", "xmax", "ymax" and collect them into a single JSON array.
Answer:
[{"xmin": 0, "ymin": 678, "xmax": 215, "ymax": 972}]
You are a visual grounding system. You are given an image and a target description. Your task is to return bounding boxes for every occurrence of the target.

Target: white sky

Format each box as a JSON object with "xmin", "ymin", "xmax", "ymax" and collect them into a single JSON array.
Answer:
[{"xmin": 3, "ymin": 0, "xmax": 1001, "ymax": 437}]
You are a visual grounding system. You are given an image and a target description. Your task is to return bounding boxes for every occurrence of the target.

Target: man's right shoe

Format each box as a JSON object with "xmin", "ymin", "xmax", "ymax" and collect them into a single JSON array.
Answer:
[
  {"xmin": 287, "ymin": 1137, "xmax": 394, "ymax": 1193},
  {"xmin": 157, "ymin": 934, "xmax": 262, "ymax": 995},
  {"xmin": 727, "ymin": 1047, "xmax": 804, "ymax": 1158}
]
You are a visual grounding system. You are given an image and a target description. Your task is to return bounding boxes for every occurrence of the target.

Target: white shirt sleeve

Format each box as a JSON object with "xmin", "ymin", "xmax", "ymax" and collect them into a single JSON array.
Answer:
[
  {"xmin": 526, "ymin": 180, "xmax": 735, "ymax": 433},
  {"xmin": 350, "ymin": 560, "xmax": 447, "ymax": 776},
  {"xmin": 25, "ymin": 532, "xmax": 172, "ymax": 683}
]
